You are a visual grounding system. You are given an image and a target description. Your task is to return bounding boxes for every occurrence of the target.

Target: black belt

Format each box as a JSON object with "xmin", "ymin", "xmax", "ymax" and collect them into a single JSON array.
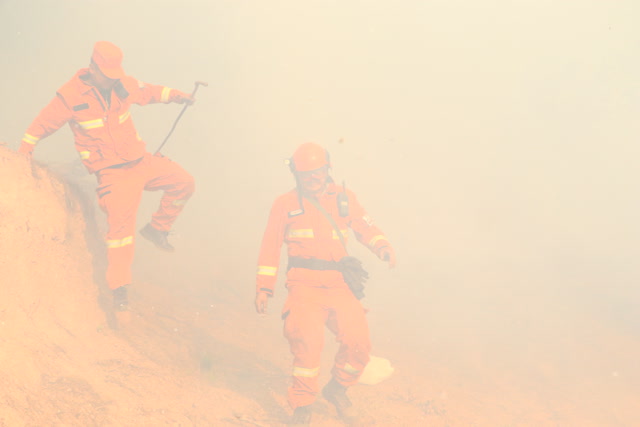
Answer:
[
  {"xmin": 287, "ymin": 257, "xmax": 340, "ymax": 272},
  {"xmin": 288, "ymin": 256, "xmax": 368, "ymax": 300}
]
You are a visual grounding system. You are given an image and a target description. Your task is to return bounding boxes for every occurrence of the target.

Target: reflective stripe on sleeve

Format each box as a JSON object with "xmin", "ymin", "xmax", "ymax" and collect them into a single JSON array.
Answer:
[
  {"xmin": 257, "ymin": 266, "xmax": 277, "ymax": 276},
  {"xmin": 293, "ymin": 366, "xmax": 319, "ymax": 378},
  {"xmin": 79, "ymin": 151, "xmax": 90, "ymax": 160},
  {"xmin": 161, "ymin": 87, "xmax": 172, "ymax": 103},
  {"xmin": 118, "ymin": 110, "xmax": 131, "ymax": 124},
  {"xmin": 22, "ymin": 133, "xmax": 40, "ymax": 145},
  {"xmin": 77, "ymin": 118, "xmax": 105, "ymax": 130},
  {"xmin": 288, "ymin": 229, "xmax": 314, "ymax": 239},
  {"xmin": 106, "ymin": 235, "xmax": 133, "ymax": 249},
  {"xmin": 368, "ymin": 235, "xmax": 386, "ymax": 247}
]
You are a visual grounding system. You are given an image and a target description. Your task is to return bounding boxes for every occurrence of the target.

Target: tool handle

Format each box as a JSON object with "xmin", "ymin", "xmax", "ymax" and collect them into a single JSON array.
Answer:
[
  {"xmin": 154, "ymin": 81, "xmax": 208, "ymax": 155},
  {"xmin": 190, "ymin": 81, "xmax": 208, "ymax": 96}
]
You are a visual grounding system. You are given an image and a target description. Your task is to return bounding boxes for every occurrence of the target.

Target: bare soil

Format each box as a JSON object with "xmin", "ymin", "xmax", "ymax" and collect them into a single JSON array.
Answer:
[{"xmin": 1, "ymin": 146, "xmax": 638, "ymax": 426}]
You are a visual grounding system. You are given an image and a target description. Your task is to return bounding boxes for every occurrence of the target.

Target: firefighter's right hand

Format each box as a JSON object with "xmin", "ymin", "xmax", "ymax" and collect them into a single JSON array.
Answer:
[
  {"xmin": 255, "ymin": 291, "xmax": 269, "ymax": 315},
  {"xmin": 170, "ymin": 89, "xmax": 195, "ymax": 105},
  {"xmin": 378, "ymin": 246, "xmax": 397, "ymax": 269}
]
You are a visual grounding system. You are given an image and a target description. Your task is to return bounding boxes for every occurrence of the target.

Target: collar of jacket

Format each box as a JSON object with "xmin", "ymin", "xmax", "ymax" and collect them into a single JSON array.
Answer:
[{"xmin": 73, "ymin": 68, "xmax": 98, "ymax": 95}]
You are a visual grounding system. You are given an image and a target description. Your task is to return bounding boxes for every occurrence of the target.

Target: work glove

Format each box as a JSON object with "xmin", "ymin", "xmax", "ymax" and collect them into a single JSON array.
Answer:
[
  {"xmin": 377, "ymin": 246, "xmax": 396, "ymax": 268},
  {"xmin": 170, "ymin": 89, "xmax": 195, "ymax": 105}
]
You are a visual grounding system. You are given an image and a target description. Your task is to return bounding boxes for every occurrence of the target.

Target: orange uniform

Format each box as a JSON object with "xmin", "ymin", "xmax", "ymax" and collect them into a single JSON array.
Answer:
[
  {"xmin": 19, "ymin": 68, "xmax": 183, "ymax": 171},
  {"xmin": 19, "ymin": 68, "xmax": 194, "ymax": 289},
  {"xmin": 256, "ymin": 182, "xmax": 392, "ymax": 409}
]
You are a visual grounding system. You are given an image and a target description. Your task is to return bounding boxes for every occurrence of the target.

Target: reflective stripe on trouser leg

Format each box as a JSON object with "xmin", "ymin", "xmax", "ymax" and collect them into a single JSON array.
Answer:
[
  {"xmin": 105, "ymin": 237, "xmax": 135, "ymax": 289},
  {"xmin": 142, "ymin": 154, "xmax": 195, "ymax": 232},
  {"xmin": 97, "ymin": 166, "xmax": 145, "ymax": 290},
  {"xmin": 283, "ymin": 287, "xmax": 328, "ymax": 409},
  {"xmin": 326, "ymin": 288, "xmax": 371, "ymax": 387}
]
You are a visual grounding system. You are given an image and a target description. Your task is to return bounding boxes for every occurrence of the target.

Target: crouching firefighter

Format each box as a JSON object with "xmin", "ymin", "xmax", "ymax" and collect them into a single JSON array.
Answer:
[{"xmin": 254, "ymin": 142, "xmax": 396, "ymax": 425}]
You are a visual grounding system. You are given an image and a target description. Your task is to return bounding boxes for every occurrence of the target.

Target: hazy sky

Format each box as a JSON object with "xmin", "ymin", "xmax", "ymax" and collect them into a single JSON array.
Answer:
[{"xmin": 1, "ymin": 0, "xmax": 639, "ymax": 338}]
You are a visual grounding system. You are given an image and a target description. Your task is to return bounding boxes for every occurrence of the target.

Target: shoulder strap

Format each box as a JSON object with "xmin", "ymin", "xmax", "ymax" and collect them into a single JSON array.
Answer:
[{"xmin": 303, "ymin": 194, "xmax": 348, "ymax": 252}]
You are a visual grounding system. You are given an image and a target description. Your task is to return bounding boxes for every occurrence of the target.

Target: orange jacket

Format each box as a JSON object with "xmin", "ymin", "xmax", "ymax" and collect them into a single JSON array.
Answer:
[
  {"xmin": 256, "ymin": 182, "xmax": 391, "ymax": 296},
  {"xmin": 19, "ymin": 68, "xmax": 182, "ymax": 173}
]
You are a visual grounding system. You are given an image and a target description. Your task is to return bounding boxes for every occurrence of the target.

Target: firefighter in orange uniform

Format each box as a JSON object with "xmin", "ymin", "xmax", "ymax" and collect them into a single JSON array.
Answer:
[
  {"xmin": 255, "ymin": 142, "xmax": 396, "ymax": 425},
  {"xmin": 18, "ymin": 41, "xmax": 196, "ymax": 313}
]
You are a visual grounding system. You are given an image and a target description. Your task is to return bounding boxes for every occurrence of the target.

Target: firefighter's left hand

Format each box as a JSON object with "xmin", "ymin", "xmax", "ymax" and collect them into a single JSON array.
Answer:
[
  {"xmin": 17, "ymin": 143, "xmax": 34, "ymax": 157},
  {"xmin": 378, "ymin": 246, "xmax": 396, "ymax": 269},
  {"xmin": 255, "ymin": 291, "xmax": 269, "ymax": 315},
  {"xmin": 171, "ymin": 90, "xmax": 195, "ymax": 105}
]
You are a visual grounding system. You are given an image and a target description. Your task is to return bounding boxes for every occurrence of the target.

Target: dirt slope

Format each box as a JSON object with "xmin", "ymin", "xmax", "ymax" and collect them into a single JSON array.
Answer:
[
  {"xmin": 0, "ymin": 147, "xmax": 258, "ymax": 427},
  {"xmin": 1, "ymin": 145, "xmax": 639, "ymax": 426}
]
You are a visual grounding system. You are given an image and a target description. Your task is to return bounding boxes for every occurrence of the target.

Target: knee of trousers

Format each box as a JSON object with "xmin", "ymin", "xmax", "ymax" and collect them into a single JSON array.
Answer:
[
  {"xmin": 284, "ymin": 318, "xmax": 325, "ymax": 361},
  {"xmin": 285, "ymin": 325, "xmax": 325, "ymax": 359},
  {"xmin": 177, "ymin": 171, "xmax": 196, "ymax": 196},
  {"xmin": 183, "ymin": 172, "xmax": 196, "ymax": 195},
  {"xmin": 339, "ymin": 335, "xmax": 371, "ymax": 356},
  {"xmin": 172, "ymin": 179, "xmax": 195, "ymax": 204},
  {"xmin": 346, "ymin": 335, "xmax": 372, "ymax": 354},
  {"xmin": 164, "ymin": 169, "xmax": 195, "ymax": 199}
]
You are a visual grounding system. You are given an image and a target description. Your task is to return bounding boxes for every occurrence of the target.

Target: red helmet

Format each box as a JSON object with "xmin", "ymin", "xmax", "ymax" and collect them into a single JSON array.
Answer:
[
  {"xmin": 91, "ymin": 41, "xmax": 125, "ymax": 79},
  {"xmin": 290, "ymin": 142, "xmax": 330, "ymax": 172}
]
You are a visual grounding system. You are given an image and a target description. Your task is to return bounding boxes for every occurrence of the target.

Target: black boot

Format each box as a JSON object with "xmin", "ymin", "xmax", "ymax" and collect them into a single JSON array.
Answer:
[
  {"xmin": 113, "ymin": 285, "xmax": 129, "ymax": 312},
  {"xmin": 322, "ymin": 378, "xmax": 359, "ymax": 422},
  {"xmin": 290, "ymin": 405, "xmax": 312, "ymax": 426},
  {"xmin": 139, "ymin": 223, "xmax": 174, "ymax": 252}
]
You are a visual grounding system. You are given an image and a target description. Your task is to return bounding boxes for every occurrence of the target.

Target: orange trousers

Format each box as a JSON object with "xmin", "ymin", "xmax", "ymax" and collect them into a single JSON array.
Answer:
[
  {"xmin": 282, "ymin": 285, "xmax": 371, "ymax": 409},
  {"xmin": 96, "ymin": 153, "xmax": 195, "ymax": 289}
]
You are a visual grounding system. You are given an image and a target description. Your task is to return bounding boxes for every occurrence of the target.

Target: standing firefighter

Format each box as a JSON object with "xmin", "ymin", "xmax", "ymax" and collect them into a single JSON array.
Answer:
[
  {"xmin": 254, "ymin": 142, "xmax": 396, "ymax": 425},
  {"xmin": 18, "ymin": 41, "xmax": 196, "ymax": 313}
]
